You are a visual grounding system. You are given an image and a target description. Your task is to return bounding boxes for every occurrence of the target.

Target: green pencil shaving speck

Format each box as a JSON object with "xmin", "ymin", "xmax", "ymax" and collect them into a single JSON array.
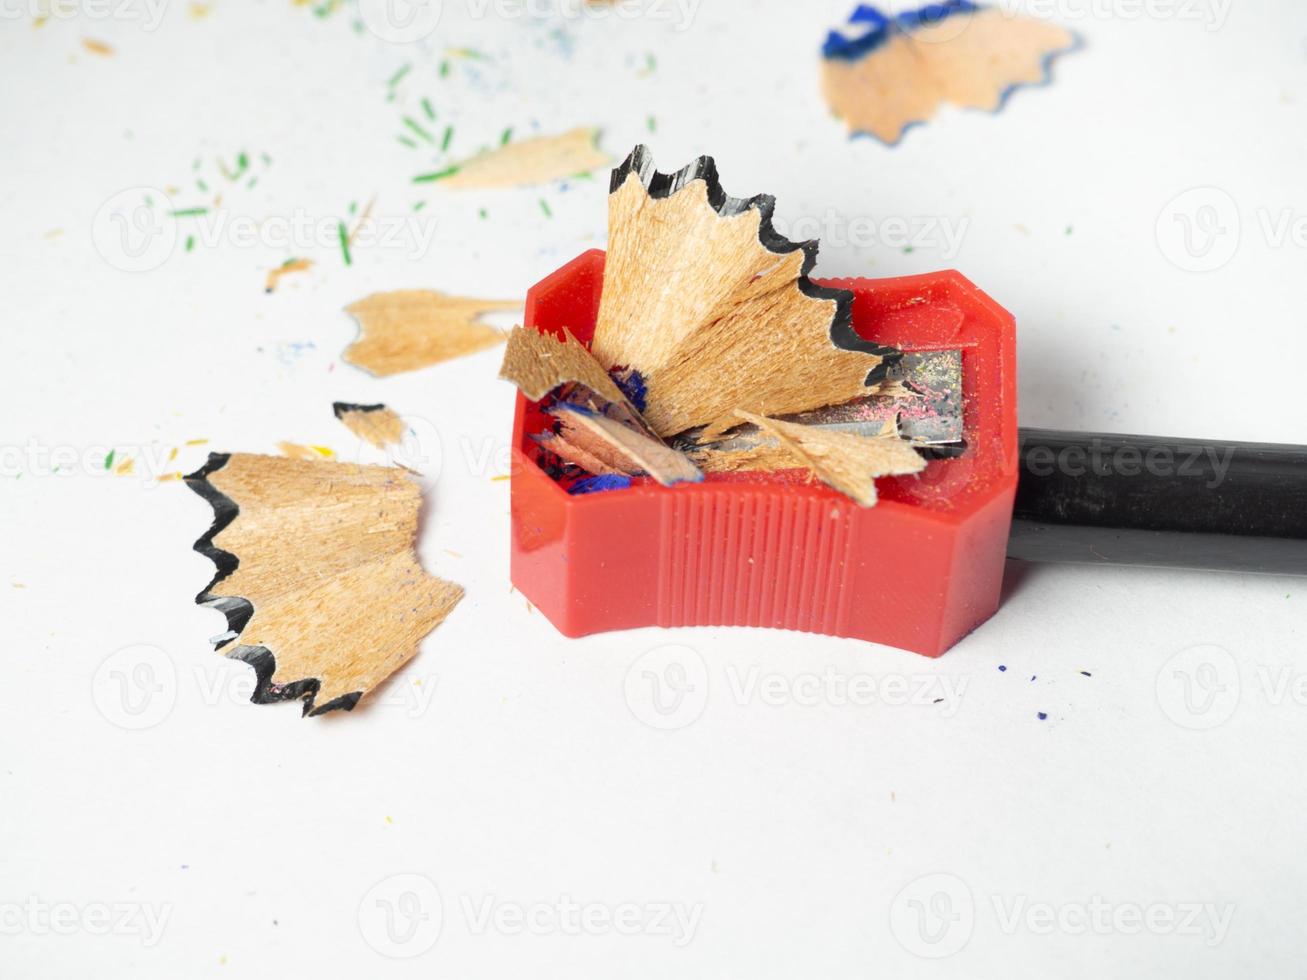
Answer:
[
  {"xmin": 397, "ymin": 135, "xmax": 418, "ymax": 149},
  {"xmin": 500, "ymin": 127, "xmax": 513, "ymax": 145},
  {"xmin": 414, "ymin": 165, "xmax": 460, "ymax": 183},
  {"xmin": 422, "ymin": 97, "xmax": 435, "ymax": 121},
  {"xmin": 219, "ymin": 152, "xmax": 248, "ymax": 182},
  {"xmin": 439, "ymin": 59, "xmax": 450, "ymax": 78},
  {"xmin": 441, "ymin": 125, "xmax": 454, "ymax": 152},
  {"xmin": 539, "ymin": 199, "xmax": 553, "ymax": 218},
  {"xmin": 646, "ymin": 115, "xmax": 657, "ymax": 133},
  {"xmin": 196, "ymin": 178, "xmax": 209, "ymax": 192},
  {"xmin": 403, "ymin": 116, "xmax": 435, "ymax": 143},
  {"xmin": 337, "ymin": 221, "xmax": 352, "ymax": 266},
  {"xmin": 903, "ymin": 246, "xmax": 915, "ymax": 254},
  {"xmin": 104, "ymin": 449, "xmax": 115, "ymax": 470},
  {"xmin": 478, "ymin": 208, "xmax": 487, "ymax": 220},
  {"xmin": 413, "ymin": 201, "xmax": 426, "ymax": 212},
  {"xmin": 186, "ymin": 235, "xmax": 195, "ymax": 252},
  {"xmin": 388, "ymin": 62, "xmax": 412, "ymax": 88},
  {"xmin": 1065, "ymin": 226, "xmax": 1074, "ymax": 235},
  {"xmin": 246, "ymin": 177, "xmax": 258, "ymax": 190},
  {"xmin": 170, "ymin": 207, "xmax": 208, "ymax": 218}
]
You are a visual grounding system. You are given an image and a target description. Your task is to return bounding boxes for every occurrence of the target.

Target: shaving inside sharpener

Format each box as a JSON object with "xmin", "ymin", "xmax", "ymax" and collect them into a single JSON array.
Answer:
[{"xmin": 499, "ymin": 146, "xmax": 967, "ymax": 505}]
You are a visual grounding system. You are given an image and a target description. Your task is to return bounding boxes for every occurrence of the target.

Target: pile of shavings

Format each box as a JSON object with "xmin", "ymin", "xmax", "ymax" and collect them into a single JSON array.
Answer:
[{"xmin": 498, "ymin": 146, "xmax": 936, "ymax": 507}]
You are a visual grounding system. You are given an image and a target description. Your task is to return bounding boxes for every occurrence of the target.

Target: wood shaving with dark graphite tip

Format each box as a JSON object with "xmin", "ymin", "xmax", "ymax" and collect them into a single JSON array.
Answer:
[
  {"xmin": 333, "ymin": 402, "xmax": 407, "ymax": 450},
  {"xmin": 589, "ymin": 147, "xmax": 896, "ymax": 440},
  {"xmin": 185, "ymin": 453, "xmax": 464, "ymax": 716}
]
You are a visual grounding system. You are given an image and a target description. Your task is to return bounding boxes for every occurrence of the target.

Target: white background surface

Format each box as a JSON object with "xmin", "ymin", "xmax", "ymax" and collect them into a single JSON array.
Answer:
[{"xmin": 2, "ymin": 1, "xmax": 1305, "ymax": 977}]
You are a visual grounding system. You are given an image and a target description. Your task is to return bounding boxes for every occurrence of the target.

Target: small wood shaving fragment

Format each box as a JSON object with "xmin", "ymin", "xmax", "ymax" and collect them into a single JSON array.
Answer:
[
  {"xmin": 344, "ymin": 289, "xmax": 520, "ymax": 377},
  {"xmin": 332, "ymin": 402, "xmax": 407, "ymax": 450},
  {"xmin": 439, "ymin": 127, "xmax": 610, "ymax": 189},
  {"xmin": 82, "ymin": 39, "xmax": 114, "ymax": 56},
  {"xmin": 264, "ymin": 258, "xmax": 313, "ymax": 293}
]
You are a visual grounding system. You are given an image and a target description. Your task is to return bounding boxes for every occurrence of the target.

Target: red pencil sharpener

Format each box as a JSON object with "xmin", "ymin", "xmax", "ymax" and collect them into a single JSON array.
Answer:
[{"xmin": 509, "ymin": 250, "xmax": 1018, "ymax": 656}]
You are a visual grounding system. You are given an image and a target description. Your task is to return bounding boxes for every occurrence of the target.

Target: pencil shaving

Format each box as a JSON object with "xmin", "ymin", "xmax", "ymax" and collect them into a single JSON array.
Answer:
[
  {"xmin": 333, "ymin": 402, "xmax": 407, "ymax": 449},
  {"xmin": 822, "ymin": 2, "xmax": 1076, "ymax": 144},
  {"xmin": 546, "ymin": 404, "xmax": 702, "ymax": 487},
  {"xmin": 440, "ymin": 127, "xmax": 611, "ymax": 189},
  {"xmin": 264, "ymin": 258, "xmax": 313, "ymax": 293},
  {"xmin": 344, "ymin": 289, "xmax": 520, "ymax": 377},
  {"xmin": 734, "ymin": 411, "xmax": 926, "ymax": 507},
  {"xmin": 499, "ymin": 325, "xmax": 653, "ymax": 434},
  {"xmin": 590, "ymin": 146, "xmax": 894, "ymax": 439},
  {"xmin": 185, "ymin": 453, "xmax": 463, "ymax": 716},
  {"xmin": 533, "ymin": 432, "xmax": 625, "ymax": 477}
]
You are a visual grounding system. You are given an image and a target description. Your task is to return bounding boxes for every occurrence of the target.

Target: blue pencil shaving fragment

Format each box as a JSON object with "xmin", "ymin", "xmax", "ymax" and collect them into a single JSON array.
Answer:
[
  {"xmin": 998, "ymin": 664, "xmax": 1006, "ymax": 672},
  {"xmin": 1037, "ymin": 712, "xmax": 1048, "ymax": 721},
  {"xmin": 569, "ymin": 474, "xmax": 633, "ymax": 495}
]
